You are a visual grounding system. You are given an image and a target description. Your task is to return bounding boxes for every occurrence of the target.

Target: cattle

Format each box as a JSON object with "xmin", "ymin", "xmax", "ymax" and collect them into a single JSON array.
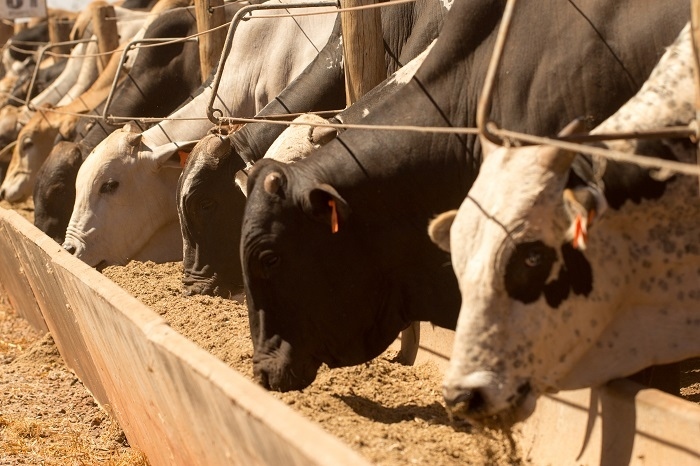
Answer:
[
  {"xmin": 62, "ymin": 0, "xmax": 338, "ymax": 268},
  {"xmin": 0, "ymin": 40, "xmax": 92, "ymax": 151},
  {"xmin": 0, "ymin": 21, "xmax": 52, "ymax": 98},
  {"xmin": 1, "ymin": 58, "xmax": 69, "ymax": 110},
  {"xmin": 0, "ymin": 1, "xmax": 179, "ymax": 203},
  {"xmin": 239, "ymin": 0, "xmax": 690, "ymax": 392},
  {"xmin": 428, "ymin": 23, "xmax": 700, "ymax": 425},
  {"xmin": 177, "ymin": 0, "xmax": 448, "ymax": 299},
  {"xmin": 33, "ymin": 3, "xmax": 203, "ymax": 244},
  {"xmin": 0, "ymin": 5, "xmax": 150, "ymax": 153}
]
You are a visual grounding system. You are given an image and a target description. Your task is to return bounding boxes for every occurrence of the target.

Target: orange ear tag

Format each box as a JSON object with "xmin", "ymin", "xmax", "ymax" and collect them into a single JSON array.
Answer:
[
  {"xmin": 328, "ymin": 199, "xmax": 339, "ymax": 233},
  {"xmin": 572, "ymin": 213, "xmax": 587, "ymax": 250},
  {"xmin": 178, "ymin": 150, "xmax": 189, "ymax": 168}
]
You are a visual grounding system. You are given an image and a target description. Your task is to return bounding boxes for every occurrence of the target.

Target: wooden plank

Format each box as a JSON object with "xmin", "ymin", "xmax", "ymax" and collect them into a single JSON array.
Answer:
[
  {"xmin": 0, "ymin": 20, "xmax": 14, "ymax": 46},
  {"xmin": 91, "ymin": 4, "xmax": 119, "ymax": 72},
  {"xmin": 0, "ymin": 209, "xmax": 47, "ymax": 332},
  {"xmin": 519, "ymin": 382, "xmax": 700, "ymax": 465},
  {"xmin": 0, "ymin": 210, "xmax": 110, "ymax": 407},
  {"xmin": 194, "ymin": 0, "xmax": 226, "ymax": 82},
  {"xmin": 48, "ymin": 254, "xmax": 371, "ymax": 466},
  {"xmin": 340, "ymin": 0, "xmax": 385, "ymax": 105},
  {"xmin": 48, "ymin": 15, "xmax": 73, "ymax": 56}
]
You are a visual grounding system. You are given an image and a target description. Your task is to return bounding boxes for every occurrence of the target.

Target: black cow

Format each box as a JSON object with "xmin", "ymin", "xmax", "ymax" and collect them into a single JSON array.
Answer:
[
  {"xmin": 177, "ymin": 0, "xmax": 449, "ymax": 298},
  {"xmin": 33, "ymin": 6, "xmax": 206, "ymax": 243},
  {"xmin": 240, "ymin": 0, "xmax": 691, "ymax": 391}
]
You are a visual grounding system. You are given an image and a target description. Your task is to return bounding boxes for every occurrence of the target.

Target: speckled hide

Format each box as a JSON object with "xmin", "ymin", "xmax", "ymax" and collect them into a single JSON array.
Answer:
[{"xmin": 430, "ymin": 23, "xmax": 700, "ymax": 424}]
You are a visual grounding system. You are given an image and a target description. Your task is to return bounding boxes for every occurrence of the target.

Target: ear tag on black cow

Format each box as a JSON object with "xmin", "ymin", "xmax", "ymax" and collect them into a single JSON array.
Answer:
[
  {"xmin": 572, "ymin": 213, "xmax": 587, "ymax": 250},
  {"xmin": 329, "ymin": 199, "xmax": 339, "ymax": 233}
]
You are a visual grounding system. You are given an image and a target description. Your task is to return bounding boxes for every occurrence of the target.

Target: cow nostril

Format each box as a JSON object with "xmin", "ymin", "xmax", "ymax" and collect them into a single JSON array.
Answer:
[
  {"xmin": 63, "ymin": 243, "xmax": 76, "ymax": 255},
  {"xmin": 444, "ymin": 387, "xmax": 487, "ymax": 415},
  {"xmin": 0, "ymin": 188, "xmax": 5, "ymax": 200},
  {"xmin": 254, "ymin": 367, "xmax": 271, "ymax": 390}
]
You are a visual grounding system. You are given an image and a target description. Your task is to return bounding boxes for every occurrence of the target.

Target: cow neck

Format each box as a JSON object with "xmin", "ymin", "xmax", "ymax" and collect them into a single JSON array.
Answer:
[{"xmin": 228, "ymin": 16, "xmax": 345, "ymax": 166}]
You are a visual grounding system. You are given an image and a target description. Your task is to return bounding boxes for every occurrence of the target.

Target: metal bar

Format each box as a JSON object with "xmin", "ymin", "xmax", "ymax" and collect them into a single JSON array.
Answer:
[
  {"xmin": 102, "ymin": 36, "xmax": 198, "ymax": 124},
  {"xmin": 476, "ymin": 0, "xmax": 518, "ymax": 146},
  {"xmin": 556, "ymin": 126, "xmax": 698, "ymax": 144},
  {"xmin": 206, "ymin": 1, "xmax": 339, "ymax": 124},
  {"xmin": 25, "ymin": 38, "xmax": 97, "ymax": 108}
]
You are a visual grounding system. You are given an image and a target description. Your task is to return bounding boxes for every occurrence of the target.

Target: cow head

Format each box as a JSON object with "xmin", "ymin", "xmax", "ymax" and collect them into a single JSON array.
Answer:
[
  {"xmin": 0, "ymin": 105, "xmax": 23, "ymax": 155},
  {"xmin": 177, "ymin": 132, "xmax": 246, "ymax": 298},
  {"xmin": 431, "ymin": 24, "xmax": 700, "ymax": 426},
  {"xmin": 178, "ymin": 115, "xmax": 334, "ymax": 300},
  {"xmin": 431, "ymin": 123, "xmax": 700, "ymax": 425},
  {"xmin": 33, "ymin": 141, "xmax": 84, "ymax": 244},
  {"xmin": 0, "ymin": 107, "xmax": 62, "ymax": 202},
  {"xmin": 242, "ymin": 159, "xmax": 410, "ymax": 392},
  {"xmin": 63, "ymin": 124, "xmax": 189, "ymax": 267}
]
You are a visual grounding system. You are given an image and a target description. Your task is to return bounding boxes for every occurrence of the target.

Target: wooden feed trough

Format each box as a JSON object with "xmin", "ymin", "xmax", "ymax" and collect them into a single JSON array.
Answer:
[{"xmin": 1, "ymin": 206, "xmax": 700, "ymax": 465}]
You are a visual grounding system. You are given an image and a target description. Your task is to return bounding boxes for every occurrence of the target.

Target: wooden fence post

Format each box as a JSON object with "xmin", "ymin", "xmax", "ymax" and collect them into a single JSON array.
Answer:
[
  {"xmin": 91, "ymin": 4, "xmax": 119, "ymax": 72},
  {"xmin": 195, "ymin": 0, "xmax": 226, "ymax": 82},
  {"xmin": 0, "ymin": 20, "xmax": 14, "ymax": 45},
  {"xmin": 340, "ymin": 0, "xmax": 385, "ymax": 106},
  {"xmin": 48, "ymin": 16, "xmax": 73, "ymax": 56}
]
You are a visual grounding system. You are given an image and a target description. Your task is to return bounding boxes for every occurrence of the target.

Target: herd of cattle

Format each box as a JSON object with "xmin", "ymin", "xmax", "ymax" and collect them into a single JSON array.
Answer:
[{"xmin": 0, "ymin": 0, "xmax": 698, "ymax": 428}]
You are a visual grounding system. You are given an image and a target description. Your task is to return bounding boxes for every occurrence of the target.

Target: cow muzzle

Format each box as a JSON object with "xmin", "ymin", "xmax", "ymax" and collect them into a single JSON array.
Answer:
[
  {"xmin": 252, "ymin": 335, "xmax": 321, "ymax": 392},
  {"xmin": 443, "ymin": 372, "xmax": 534, "ymax": 426}
]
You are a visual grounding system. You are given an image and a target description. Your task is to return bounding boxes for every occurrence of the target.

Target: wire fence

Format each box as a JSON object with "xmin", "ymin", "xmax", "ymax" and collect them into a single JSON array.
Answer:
[{"xmin": 0, "ymin": 0, "xmax": 698, "ymax": 179}]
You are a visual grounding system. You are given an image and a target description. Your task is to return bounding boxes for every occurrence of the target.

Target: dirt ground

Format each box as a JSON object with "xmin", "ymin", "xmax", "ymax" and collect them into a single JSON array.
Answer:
[{"xmin": 1, "ymin": 199, "xmax": 699, "ymax": 465}]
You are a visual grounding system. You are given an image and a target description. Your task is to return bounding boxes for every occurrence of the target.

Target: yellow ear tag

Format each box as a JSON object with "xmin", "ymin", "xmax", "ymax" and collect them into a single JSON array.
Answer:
[
  {"xmin": 329, "ymin": 199, "xmax": 339, "ymax": 233},
  {"xmin": 572, "ymin": 213, "xmax": 588, "ymax": 250},
  {"xmin": 178, "ymin": 150, "xmax": 189, "ymax": 168}
]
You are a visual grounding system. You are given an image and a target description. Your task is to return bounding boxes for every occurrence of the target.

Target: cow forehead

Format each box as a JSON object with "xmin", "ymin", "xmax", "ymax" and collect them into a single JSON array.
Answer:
[{"xmin": 464, "ymin": 147, "xmax": 567, "ymax": 233}]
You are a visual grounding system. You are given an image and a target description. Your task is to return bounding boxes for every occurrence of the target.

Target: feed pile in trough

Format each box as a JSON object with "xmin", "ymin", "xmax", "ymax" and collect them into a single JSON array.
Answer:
[
  {"xmin": 102, "ymin": 261, "xmax": 526, "ymax": 466},
  {"xmin": 2, "ymin": 202, "xmax": 699, "ymax": 463},
  {"xmin": 0, "ymin": 291, "xmax": 148, "ymax": 465}
]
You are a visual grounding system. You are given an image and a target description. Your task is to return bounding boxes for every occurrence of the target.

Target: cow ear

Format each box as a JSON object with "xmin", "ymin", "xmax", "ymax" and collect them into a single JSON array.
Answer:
[
  {"xmin": 478, "ymin": 133, "xmax": 501, "ymax": 161},
  {"xmin": 428, "ymin": 210, "xmax": 457, "ymax": 252},
  {"xmin": 538, "ymin": 119, "xmax": 586, "ymax": 174},
  {"xmin": 302, "ymin": 184, "xmax": 350, "ymax": 233},
  {"xmin": 149, "ymin": 140, "xmax": 200, "ymax": 169},
  {"xmin": 562, "ymin": 186, "xmax": 608, "ymax": 250},
  {"xmin": 310, "ymin": 125, "xmax": 337, "ymax": 146}
]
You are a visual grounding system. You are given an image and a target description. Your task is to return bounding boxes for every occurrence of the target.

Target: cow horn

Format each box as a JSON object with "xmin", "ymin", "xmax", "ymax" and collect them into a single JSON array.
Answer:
[
  {"xmin": 310, "ymin": 126, "xmax": 337, "ymax": 146},
  {"xmin": 538, "ymin": 119, "xmax": 586, "ymax": 174},
  {"xmin": 264, "ymin": 172, "xmax": 283, "ymax": 195},
  {"xmin": 125, "ymin": 132, "xmax": 142, "ymax": 148}
]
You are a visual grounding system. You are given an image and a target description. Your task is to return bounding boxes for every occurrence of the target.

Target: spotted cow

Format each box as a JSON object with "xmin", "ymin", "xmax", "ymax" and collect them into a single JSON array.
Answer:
[{"xmin": 429, "ymin": 23, "xmax": 700, "ymax": 424}]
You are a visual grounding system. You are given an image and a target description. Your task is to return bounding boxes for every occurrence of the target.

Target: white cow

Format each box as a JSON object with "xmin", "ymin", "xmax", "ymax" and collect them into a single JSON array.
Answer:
[
  {"xmin": 63, "ymin": 0, "xmax": 338, "ymax": 267},
  {"xmin": 429, "ymin": 23, "xmax": 700, "ymax": 423}
]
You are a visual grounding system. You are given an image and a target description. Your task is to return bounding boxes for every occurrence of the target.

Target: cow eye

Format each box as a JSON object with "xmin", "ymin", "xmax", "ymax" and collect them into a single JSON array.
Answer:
[
  {"xmin": 524, "ymin": 250, "xmax": 542, "ymax": 267},
  {"xmin": 260, "ymin": 251, "xmax": 280, "ymax": 268},
  {"xmin": 259, "ymin": 250, "xmax": 281, "ymax": 276},
  {"xmin": 504, "ymin": 241, "xmax": 557, "ymax": 304},
  {"xmin": 21, "ymin": 137, "xmax": 32, "ymax": 150},
  {"xmin": 99, "ymin": 179, "xmax": 119, "ymax": 194},
  {"xmin": 199, "ymin": 198, "xmax": 215, "ymax": 212}
]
